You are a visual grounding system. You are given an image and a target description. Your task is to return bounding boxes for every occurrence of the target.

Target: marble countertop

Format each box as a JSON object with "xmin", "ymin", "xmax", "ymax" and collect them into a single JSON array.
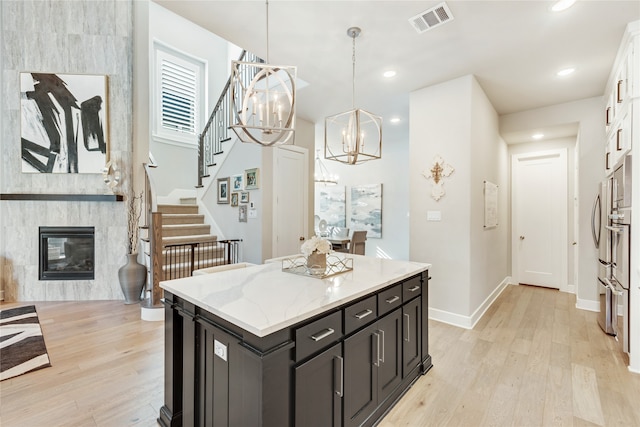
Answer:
[{"xmin": 160, "ymin": 254, "xmax": 430, "ymax": 337}]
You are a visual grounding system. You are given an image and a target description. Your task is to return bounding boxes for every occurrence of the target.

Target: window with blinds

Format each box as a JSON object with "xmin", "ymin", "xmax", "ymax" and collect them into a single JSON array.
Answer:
[
  {"xmin": 153, "ymin": 42, "xmax": 206, "ymax": 145},
  {"xmin": 161, "ymin": 59, "xmax": 197, "ymax": 134}
]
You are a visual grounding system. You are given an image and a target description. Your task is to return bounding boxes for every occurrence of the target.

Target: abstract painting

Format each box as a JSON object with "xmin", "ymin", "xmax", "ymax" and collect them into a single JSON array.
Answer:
[
  {"xmin": 351, "ymin": 184, "xmax": 382, "ymax": 238},
  {"xmin": 315, "ymin": 185, "xmax": 346, "ymax": 227},
  {"xmin": 20, "ymin": 73, "xmax": 108, "ymax": 173}
]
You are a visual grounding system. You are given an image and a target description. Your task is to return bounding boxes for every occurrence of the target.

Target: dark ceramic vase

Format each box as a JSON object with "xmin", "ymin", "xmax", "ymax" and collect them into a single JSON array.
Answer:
[{"xmin": 118, "ymin": 253, "xmax": 146, "ymax": 304}]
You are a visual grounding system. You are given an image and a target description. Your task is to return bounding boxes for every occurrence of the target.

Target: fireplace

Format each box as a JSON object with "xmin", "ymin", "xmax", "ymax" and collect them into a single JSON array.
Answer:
[{"xmin": 39, "ymin": 226, "xmax": 95, "ymax": 280}]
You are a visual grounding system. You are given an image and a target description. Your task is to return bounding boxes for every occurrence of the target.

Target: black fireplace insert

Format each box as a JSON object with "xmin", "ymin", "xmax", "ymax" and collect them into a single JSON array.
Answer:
[{"xmin": 39, "ymin": 226, "xmax": 95, "ymax": 280}]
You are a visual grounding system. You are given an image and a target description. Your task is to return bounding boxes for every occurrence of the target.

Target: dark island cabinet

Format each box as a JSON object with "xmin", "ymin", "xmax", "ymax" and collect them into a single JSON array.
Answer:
[
  {"xmin": 294, "ymin": 342, "xmax": 343, "ymax": 427},
  {"xmin": 159, "ymin": 270, "xmax": 431, "ymax": 427}
]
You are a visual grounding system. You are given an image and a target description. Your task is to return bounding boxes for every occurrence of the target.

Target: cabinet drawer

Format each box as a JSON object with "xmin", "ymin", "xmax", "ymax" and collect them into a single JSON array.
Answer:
[
  {"xmin": 296, "ymin": 310, "xmax": 343, "ymax": 362},
  {"xmin": 402, "ymin": 275, "xmax": 422, "ymax": 302},
  {"xmin": 344, "ymin": 295, "xmax": 377, "ymax": 335},
  {"xmin": 378, "ymin": 284, "xmax": 402, "ymax": 316}
]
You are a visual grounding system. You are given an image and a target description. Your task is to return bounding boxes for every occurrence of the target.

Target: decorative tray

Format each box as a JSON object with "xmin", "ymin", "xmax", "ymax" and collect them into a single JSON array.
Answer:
[{"xmin": 282, "ymin": 254, "xmax": 353, "ymax": 279}]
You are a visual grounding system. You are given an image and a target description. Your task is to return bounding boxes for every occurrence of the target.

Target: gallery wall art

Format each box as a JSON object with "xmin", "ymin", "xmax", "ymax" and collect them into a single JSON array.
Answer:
[
  {"xmin": 350, "ymin": 184, "xmax": 382, "ymax": 238},
  {"xmin": 316, "ymin": 185, "xmax": 346, "ymax": 227},
  {"xmin": 20, "ymin": 72, "xmax": 108, "ymax": 174}
]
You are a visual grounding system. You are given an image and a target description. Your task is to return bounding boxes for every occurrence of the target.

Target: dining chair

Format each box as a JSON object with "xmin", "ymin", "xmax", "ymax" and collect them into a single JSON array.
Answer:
[{"xmin": 349, "ymin": 231, "xmax": 367, "ymax": 255}]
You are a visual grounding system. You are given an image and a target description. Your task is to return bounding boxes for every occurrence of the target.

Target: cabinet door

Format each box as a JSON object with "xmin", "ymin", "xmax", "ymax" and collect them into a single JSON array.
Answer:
[
  {"xmin": 344, "ymin": 323, "xmax": 378, "ymax": 427},
  {"xmin": 295, "ymin": 342, "xmax": 343, "ymax": 427},
  {"xmin": 403, "ymin": 298, "xmax": 422, "ymax": 378},
  {"xmin": 376, "ymin": 309, "xmax": 402, "ymax": 403}
]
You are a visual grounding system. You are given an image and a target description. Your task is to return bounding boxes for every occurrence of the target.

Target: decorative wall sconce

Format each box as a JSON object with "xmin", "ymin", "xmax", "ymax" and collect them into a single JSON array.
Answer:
[{"xmin": 422, "ymin": 155, "xmax": 454, "ymax": 201}]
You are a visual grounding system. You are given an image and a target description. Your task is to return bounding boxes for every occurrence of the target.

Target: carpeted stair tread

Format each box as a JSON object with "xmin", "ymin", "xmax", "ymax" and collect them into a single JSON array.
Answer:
[
  {"xmin": 157, "ymin": 204, "xmax": 199, "ymax": 214},
  {"xmin": 162, "ymin": 224, "xmax": 211, "ymax": 237},
  {"xmin": 162, "ymin": 234, "xmax": 218, "ymax": 246},
  {"xmin": 162, "ymin": 214, "xmax": 205, "ymax": 225}
]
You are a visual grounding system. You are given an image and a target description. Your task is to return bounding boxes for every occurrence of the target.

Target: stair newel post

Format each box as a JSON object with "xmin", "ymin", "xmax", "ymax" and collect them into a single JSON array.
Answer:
[
  {"xmin": 197, "ymin": 133, "xmax": 204, "ymax": 188},
  {"xmin": 151, "ymin": 212, "xmax": 164, "ymax": 306}
]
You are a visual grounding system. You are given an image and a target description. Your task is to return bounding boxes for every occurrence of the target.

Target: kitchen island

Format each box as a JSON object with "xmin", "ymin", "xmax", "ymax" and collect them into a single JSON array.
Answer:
[{"xmin": 158, "ymin": 254, "xmax": 431, "ymax": 427}]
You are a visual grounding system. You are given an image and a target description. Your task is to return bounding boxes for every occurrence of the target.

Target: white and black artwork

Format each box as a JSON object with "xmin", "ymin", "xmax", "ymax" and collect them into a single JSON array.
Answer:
[{"xmin": 20, "ymin": 73, "xmax": 108, "ymax": 173}]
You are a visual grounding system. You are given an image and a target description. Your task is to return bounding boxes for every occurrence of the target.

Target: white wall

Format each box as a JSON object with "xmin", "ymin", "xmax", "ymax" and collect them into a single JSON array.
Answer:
[
  {"xmin": 313, "ymin": 121, "xmax": 410, "ymax": 260},
  {"xmin": 410, "ymin": 75, "xmax": 509, "ymax": 327},
  {"xmin": 500, "ymin": 97, "xmax": 605, "ymax": 308},
  {"xmin": 146, "ymin": 1, "xmax": 231, "ymax": 196}
]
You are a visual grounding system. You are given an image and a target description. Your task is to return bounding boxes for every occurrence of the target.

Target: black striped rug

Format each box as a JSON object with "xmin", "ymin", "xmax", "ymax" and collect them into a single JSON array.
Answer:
[{"xmin": 0, "ymin": 305, "xmax": 51, "ymax": 381}]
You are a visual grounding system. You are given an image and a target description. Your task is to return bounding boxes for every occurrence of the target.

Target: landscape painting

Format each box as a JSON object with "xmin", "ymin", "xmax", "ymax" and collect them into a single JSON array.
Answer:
[
  {"xmin": 20, "ymin": 72, "xmax": 108, "ymax": 173},
  {"xmin": 315, "ymin": 185, "xmax": 346, "ymax": 227},
  {"xmin": 350, "ymin": 184, "xmax": 382, "ymax": 238}
]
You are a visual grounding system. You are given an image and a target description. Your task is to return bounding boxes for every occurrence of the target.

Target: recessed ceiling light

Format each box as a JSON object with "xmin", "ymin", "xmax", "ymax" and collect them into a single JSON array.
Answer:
[
  {"xmin": 383, "ymin": 70, "xmax": 396, "ymax": 78},
  {"xmin": 532, "ymin": 133, "xmax": 544, "ymax": 140},
  {"xmin": 390, "ymin": 117, "xmax": 401, "ymax": 123},
  {"xmin": 557, "ymin": 67, "xmax": 575, "ymax": 77},
  {"xmin": 551, "ymin": 0, "xmax": 576, "ymax": 12}
]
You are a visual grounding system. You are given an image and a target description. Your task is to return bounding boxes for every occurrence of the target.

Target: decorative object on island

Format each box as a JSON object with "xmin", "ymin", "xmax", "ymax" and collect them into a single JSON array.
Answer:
[
  {"xmin": 314, "ymin": 149, "xmax": 338, "ymax": 185},
  {"xmin": 118, "ymin": 192, "xmax": 146, "ymax": 304},
  {"xmin": 282, "ymin": 253, "xmax": 353, "ymax": 278},
  {"xmin": 301, "ymin": 235, "xmax": 332, "ymax": 274},
  {"xmin": 230, "ymin": 0, "xmax": 296, "ymax": 147},
  {"xmin": 217, "ymin": 177, "xmax": 230, "ymax": 203},
  {"xmin": 351, "ymin": 184, "xmax": 382, "ymax": 238},
  {"xmin": 324, "ymin": 27, "xmax": 382, "ymax": 165},
  {"xmin": 20, "ymin": 72, "xmax": 108, "ymax": 174},
  {"xmin": 422, "ymin": 155, "xmax": 454, "ymax": 201},
  {"xmin": 244, "ymin": 168, "xmax": 260, "ymax": 190}
]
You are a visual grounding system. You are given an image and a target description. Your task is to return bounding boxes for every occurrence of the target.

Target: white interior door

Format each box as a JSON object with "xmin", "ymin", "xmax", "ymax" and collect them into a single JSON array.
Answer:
[
  {"xmin": 273, "ymin": 146, "xmax": 308, "ymax": 258},
  {"xmin": 512, "ymin": 149, "xmax": 568, "ymax": 289}
]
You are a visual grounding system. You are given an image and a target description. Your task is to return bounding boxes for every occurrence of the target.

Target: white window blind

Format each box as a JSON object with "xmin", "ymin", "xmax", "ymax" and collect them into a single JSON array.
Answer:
[{"xmin": 161, "ymin": 58, "xmax": 197, "ymax": 135}]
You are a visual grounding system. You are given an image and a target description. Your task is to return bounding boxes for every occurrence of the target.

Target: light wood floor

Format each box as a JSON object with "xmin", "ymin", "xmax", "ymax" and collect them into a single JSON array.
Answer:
[{"xmin": 1, "ymin": 284, "xmax": 639, "ymax": 426}]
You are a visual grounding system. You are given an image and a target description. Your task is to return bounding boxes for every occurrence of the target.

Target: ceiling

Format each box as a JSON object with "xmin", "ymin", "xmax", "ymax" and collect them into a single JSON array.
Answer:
[{"xmin": 153, "ymin": 0, "xmax": 640, "ymax": 143}]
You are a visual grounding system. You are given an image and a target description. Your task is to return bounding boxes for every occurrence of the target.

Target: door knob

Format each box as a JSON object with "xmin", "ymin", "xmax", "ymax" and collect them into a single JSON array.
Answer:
[
  {"xmin": 520, "ymin": 236, "xmax": 525, "ymax": 240},
  {"xmin": 299, "ymin": 236, "xmax": 305, "ymax": 241}
]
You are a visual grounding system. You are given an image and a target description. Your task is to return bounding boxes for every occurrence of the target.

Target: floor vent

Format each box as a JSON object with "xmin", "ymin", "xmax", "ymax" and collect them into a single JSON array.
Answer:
[{"xmin": 409, "ymin": 2, "xmax": 454, "ymax": 34}]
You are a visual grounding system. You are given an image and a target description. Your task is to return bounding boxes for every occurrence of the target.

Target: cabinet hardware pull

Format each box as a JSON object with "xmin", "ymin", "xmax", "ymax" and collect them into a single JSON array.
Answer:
[
  {"xmin": 616, "ymin": 128, "xmax": 622, "ymax": 151},
  {"xmin": 354, "ymin": 309, "xmax": 373, "ymax": 319},
  {"xmin": 310, "ymin": 328, "xmax": 335, "ymax": 342},
  {"xmin": 408, "ymin": 285, "xmax": 420, "ymax": 292},
  {"xmin": 378, "ymin": 329, "xmax": 385, "ymax": 363},
  {"xmin": 372, "ymin": 332, "xmax": 380, "ymax": 367},
  {"xmin": 385, "ymin": 295, "xmax": 400, "ymax": 304},
  {"xmin": 606, "ymin": 107, "xmax": 611, "ymax": 125},
  {"xmin": 334, "ymin": 356, "xmax": 344, "ymax": 397},
  {"xmin": 606, "ymin": 152, "xmax": 610, "ymax": 170},
  {"xmin": 404, "ymin": 313, "xmax": 411, "ymax": 342},
  {"xmin": 617, "ymin": 80, "xmax": 623, "ymax": 103}
]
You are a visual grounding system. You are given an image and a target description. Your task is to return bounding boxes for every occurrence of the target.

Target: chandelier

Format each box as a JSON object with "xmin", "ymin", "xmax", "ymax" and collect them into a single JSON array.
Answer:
[
  {"xmin": 230, "ymin": 1, "xmax": 296, "ymax": 146},
  {"xmin": 325, "ymin": 27, "xmax": 382, "ymax": 165},
  {"xmin": 314, "ymin": 150, "xmax": 338, "ymax": 185}
]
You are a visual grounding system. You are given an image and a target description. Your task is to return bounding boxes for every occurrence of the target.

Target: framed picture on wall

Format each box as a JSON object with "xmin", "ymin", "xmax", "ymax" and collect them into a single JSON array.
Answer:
[
  {"xmin": 240, "ymin": 191, "xmax": 250, "ymax": 203},
  {"xmin": 232, "ymin": 174, "xmax": 243, "ymax": 191},
  {"xmin": 239, "ymin": 205, "xmax": 248, "ymax": 222},
  {"xmin": 217, "ymin": 177, "xmax": 230, "ymax": 204},
  {"xmin": 20, "ymin": 72, "xmax": 109, "ymax": 174},
  {"xmin": 231, "ymin": 192, "xmax": 239, "ymax": 207},
  {"xmin": 244, "ymin": 168, "xmax": 260, "ymax": 190}
]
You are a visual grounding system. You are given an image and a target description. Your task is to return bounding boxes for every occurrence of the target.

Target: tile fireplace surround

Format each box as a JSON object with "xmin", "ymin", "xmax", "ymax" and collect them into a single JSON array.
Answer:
[{"xmin": 0, "ymin": 196, "xmax": 127, "ymax": 302}]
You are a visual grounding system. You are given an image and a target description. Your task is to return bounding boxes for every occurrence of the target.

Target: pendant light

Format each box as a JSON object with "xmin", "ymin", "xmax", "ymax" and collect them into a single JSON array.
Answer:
[
  {"xmin": 324, "ymin": 27, "xmax": 382, "ymax": 165},
  {"xmin": 230, "ymin": 0, "xmax": 296, "ymax": 146},
  {"xmin": 314, "ymin": 150, "xmax": 338, "ymax": 185}
]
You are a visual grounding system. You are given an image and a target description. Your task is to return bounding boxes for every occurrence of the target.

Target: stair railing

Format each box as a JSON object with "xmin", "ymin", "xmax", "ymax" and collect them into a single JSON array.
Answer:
[
  {"xmin": 163, "ymin": 239, "xmax": 243, "ymax": 280},
  {"xmin": 197, "ymin": 50, "xmax": 264, "ymax": 187}
]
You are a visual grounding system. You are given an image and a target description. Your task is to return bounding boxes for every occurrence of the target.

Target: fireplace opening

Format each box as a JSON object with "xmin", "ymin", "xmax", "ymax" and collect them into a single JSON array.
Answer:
[{"xmin": 39, "ymin": 226, "xmax": 95, "ymax": 280}]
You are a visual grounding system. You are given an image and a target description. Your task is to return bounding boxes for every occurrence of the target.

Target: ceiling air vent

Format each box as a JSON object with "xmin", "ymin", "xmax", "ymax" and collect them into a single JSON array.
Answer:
[{"xmin": 409, "ymin": 2, "xmax": 454, "ymax": 34}]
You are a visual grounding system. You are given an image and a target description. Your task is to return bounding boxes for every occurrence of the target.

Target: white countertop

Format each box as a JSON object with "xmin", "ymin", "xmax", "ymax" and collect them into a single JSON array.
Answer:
[{"xmin": 160, "ymin": 254, "xmax": 430, "ymax": 337}]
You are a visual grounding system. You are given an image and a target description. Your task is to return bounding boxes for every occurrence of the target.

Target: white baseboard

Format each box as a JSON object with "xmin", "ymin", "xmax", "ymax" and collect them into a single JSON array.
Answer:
[
  {"xmin": 576, "ymin": 297, "xmax": 599, "ymax": 312},
  {"xmin": 564, "ymin": 283, "xmax": 576, "ymax": 294},
  {"xmin": 428, "ymin": 276, "xmax": 511, "ymax": 330}
]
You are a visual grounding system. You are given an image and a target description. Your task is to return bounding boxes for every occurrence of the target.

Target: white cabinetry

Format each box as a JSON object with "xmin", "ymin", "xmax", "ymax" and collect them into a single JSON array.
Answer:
[{"xmin": 605, "ymin": 22, "xmax": 640, "ymax": 173}]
